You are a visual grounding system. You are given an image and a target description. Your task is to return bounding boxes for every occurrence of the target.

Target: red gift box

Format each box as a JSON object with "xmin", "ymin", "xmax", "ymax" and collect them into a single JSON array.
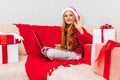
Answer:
[{"xmin": 93, "ymin": 41, "xmax": 120, "ymax": 80}]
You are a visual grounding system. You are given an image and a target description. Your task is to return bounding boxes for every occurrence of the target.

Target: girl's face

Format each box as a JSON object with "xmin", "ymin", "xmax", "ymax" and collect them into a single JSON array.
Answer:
[{"xmin": 63, "ymin": 11, "xmax": 76, "ymax": 25}]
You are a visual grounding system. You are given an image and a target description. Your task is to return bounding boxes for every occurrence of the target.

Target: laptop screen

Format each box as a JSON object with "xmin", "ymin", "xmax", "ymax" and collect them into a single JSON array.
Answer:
[{"xmin": 33, "ymin": 31, "xmax": 43, "ymax": 49}]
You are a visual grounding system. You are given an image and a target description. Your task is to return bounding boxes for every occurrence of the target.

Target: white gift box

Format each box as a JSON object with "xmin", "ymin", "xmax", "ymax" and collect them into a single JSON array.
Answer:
[
  {"xmin": 0, "ymin": 44, "xmax": 18, "ymax": 64},
  {"xmin": 92, "ymin": 29, "xmax": 115, "ymax": 44}
]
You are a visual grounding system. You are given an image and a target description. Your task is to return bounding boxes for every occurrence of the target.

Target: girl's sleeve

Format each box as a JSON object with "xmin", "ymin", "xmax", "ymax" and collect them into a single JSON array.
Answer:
[{"xmin": 77, "ymin": 27, "xmax": 92, "ymax": 44}]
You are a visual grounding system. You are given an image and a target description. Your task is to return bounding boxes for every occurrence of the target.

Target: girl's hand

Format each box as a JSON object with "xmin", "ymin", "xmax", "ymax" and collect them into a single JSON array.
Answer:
[
  {"xmin": 74, "ymin": 16, "xmax": 85, "ymax": 34},
  {"xmin": 54, "ymin": 44, "xmax": 61, "ymax": 49}
]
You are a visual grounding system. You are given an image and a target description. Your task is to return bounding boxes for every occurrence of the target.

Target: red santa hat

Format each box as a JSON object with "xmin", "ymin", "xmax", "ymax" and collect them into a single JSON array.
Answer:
[{"xmin": 62, "ymin": 7, "xmax": 80, "ymax": 20}]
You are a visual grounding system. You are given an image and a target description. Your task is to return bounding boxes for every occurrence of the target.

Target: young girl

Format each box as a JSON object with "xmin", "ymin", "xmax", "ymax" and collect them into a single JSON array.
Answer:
[{"xmin": 41, "ymin": 7, "xmax": 92, "ymax": 60}]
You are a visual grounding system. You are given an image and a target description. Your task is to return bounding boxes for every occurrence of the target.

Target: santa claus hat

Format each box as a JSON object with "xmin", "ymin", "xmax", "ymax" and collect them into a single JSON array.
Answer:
[{"xmin": 62, "ymin": 7, "xmax": 80, "ymax": 20}]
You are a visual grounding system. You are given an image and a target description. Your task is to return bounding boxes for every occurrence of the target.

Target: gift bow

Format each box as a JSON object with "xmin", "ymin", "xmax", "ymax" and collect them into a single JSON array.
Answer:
[
  {"xmin": 95, "ymin": 40, "xmax": 120, "ymax": 79},
  {"xmin": 95, "ymin": 40, "xmax": 120, "ymax": 66},
  {"xmin": 100, "ymin": 24, "xmax": 113, "ymax": 29}
]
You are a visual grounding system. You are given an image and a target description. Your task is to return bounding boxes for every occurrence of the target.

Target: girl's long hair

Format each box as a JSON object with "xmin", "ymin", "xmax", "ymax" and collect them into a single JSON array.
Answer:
[{"xmin": 61, "ymin": 18, "xmax": 77, "ymax": 51}]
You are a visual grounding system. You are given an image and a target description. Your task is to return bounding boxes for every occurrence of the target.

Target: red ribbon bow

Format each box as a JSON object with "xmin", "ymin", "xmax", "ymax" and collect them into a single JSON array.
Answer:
[
  {"xmin": 100, "ymin": 24, "xmax": 113, "ymax": 29},
  {"xmin": 95, "ymin": 40, "xmax": 120, "ymax": 79}
]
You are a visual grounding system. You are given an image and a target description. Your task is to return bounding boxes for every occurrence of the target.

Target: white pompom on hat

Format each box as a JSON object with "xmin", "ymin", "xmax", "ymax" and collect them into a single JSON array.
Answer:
[{"xmin": 62, "ymin": 7, "xmax": 80, "ymax": 20}]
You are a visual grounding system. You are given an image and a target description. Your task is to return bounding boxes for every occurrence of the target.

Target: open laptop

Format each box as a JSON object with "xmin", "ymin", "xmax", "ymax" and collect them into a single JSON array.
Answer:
[{"xmin": 33, "ymin": 31, "xmax": 43, "ymax": 49}]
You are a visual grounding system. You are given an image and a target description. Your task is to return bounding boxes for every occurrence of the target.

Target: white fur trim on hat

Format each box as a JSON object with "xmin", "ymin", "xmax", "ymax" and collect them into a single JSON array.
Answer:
[{"xmin": 62, "ymin": 7, "xmax": 79, "ymax": 20}]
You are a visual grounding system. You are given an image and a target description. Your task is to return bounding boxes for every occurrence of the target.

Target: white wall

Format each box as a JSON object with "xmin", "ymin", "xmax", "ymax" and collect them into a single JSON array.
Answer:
[{"xmin": 0, "ymin": 0, "xmax": 120, "ymax": 27}]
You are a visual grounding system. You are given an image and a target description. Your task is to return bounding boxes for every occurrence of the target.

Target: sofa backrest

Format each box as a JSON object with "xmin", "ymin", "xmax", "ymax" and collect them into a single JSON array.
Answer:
[
  {"xmin": 0, "ymin": 24, "xmax": 120, "ymax": 56},
  {"xmin": 112, "ymin": 25, "xmax": 120, "ymax": 42}
]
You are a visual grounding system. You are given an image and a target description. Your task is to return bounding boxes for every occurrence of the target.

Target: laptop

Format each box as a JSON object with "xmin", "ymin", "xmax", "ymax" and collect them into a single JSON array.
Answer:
[{"xmin": 33, "ymin": 31, "xmax": 43, "ymax": 49}]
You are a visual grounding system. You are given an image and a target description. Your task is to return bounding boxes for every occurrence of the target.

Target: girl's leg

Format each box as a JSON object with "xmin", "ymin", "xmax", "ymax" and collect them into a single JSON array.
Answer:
[{"xmin": 41, "ymin": 47, "xmax": 81, "ymax": 60}]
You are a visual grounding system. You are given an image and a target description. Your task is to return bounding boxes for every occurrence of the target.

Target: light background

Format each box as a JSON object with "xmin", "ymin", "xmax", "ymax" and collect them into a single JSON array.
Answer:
[{"xmin": 0, "ymin": 0, "xmax": 120, "ymax": 27}]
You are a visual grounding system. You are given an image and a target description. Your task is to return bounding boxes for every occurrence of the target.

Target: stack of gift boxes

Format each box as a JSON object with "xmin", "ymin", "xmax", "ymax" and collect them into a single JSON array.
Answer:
[
  {"xmin": 0, "ymin": 32, "xmax": 23, "ymax": 64},
  {"xmin": 84, "ymin": 24, "xmax": 120, "ymax": 80}
]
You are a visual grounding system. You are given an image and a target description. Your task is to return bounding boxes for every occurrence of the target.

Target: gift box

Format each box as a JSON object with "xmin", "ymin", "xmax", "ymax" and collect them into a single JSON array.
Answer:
[
  {"xmin": 0, "ymin": 32, "xmax": 23, "ymax": 64},
  {"xmin": 92, "ymin": 24, "xmax": 115, "ymax": 44},
  {"xmin": 0, "ymin": 44, "xmax": 18, "ymax": 64},
  {"xmin": 92, "ymin": 29, "xmax": 115, "ymax": 44},
  {"xmin": 93, "ymin": 42, "xmax": 120, "ymax": 80}
]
